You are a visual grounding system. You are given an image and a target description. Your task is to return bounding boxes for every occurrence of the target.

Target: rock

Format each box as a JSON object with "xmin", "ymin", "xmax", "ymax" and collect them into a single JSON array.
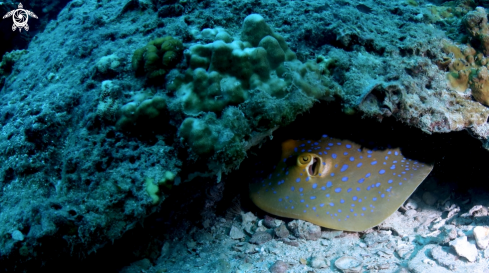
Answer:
[
  {"xmin": 120, "ymin": 258, "xmax": 152, "ymax": 273},
  {"xmin": 269, "ymin": 260, "xmax": 288, "ymax": 273},
  {"xmin": 408, "ymin": 245, "xmax": 452, "ymax": 273},
  {"xmin": 321, "ymin": 230, "xmax": 343, "ymax": 239},
  {"xmin": 449, "ymin": 236, "xmax": 478, "ymax": 262},
  {"xmin": 474, "ymin": 226, "xmax": 489, "ymax": 249},
  {"xmin": 334, "ymin": 256, "xmax": 362, "ymax": 273},
  {"xmin": 274, "ymin": 224, "xmax": 289, "ymax": 239},
  {"xmin": 249, "ymin": 231, "xmax": 272, "ymax": 245},
  {"xmin": 404, "ymin": 209, "xmax": 417, "ymax": 217},
  {"xmin": 263, "ymin": 215, "xmax": 282, "ymax": 228},
  {"xmin": 469, "ymin": 205, "xmax": 489, "ymax": 217},
  {"xmin": 232, "ymin": 242, "xmax": 256, "ymax": 254},
  {"xmin": 241, "ymin": 212, "xmax": 258, "ymax": 234},
  {"xmin": 404, "ymin": 199, "xmax": 418, "ymax": 210},
  {"xmin": 241, "ymin": 212, "xmax": 257, "ymax": 225},
  {"xmin": 310, "ymin": 256, "xmax": 327, "ymax": 268},
  {"xmin": 11, "ymin": 230, "xmax": 24, "ymax": 241},
  {"xmin": 364, "ymin": 230, "xmax": 391, "ymax": 247},
  {"xmin": 430, "ymin": 245, "xmax": 458, "ymax": 270},
  {"xmin": 287, "ymin": 220, "xmax": 321, "ymax": 241},
  {"xmin": 422, "ymin": 192, "xmax": 437, "ymax": 206},
  {"xmin": 229, "ymin": 226, "xmax": 245, "ymax": 240},
  {"xmin": 238, "ymin": 263, "xmax": 253, "ymax": 272},
  {"xmin": 279, "ymin": 238, "xmax": 299, "ymax": 247}
]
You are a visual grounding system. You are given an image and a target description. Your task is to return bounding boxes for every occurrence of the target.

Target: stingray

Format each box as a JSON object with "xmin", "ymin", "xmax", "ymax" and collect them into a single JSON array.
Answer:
[{"xmin": 249, "ymin": 135, "xmax": 433, "ymax": 232}]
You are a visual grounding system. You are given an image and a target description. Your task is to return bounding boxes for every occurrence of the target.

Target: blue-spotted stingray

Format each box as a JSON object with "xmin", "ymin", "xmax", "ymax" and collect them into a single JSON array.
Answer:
[{"xmin": 249, "ymin": 135, "xmax": 433, "ymax": 232}]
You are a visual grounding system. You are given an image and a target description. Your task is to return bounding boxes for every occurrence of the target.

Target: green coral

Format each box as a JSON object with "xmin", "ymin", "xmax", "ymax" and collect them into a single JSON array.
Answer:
[
  {"xmin": 179, "ymin": 115, "xmax": 219, "ymax": 155},
  {"xmin": 144, "ymin": 171, "xmax": 176, "ymax": 205},
  {"xmin": 0, "ymin": 50, "xmax": 27, "ymax": 76},
  {"xmin": 116, "ymin": 94, "xmax": 168, "ymax": 131},
  {"xmin": 174, "ymin": 14, "xmax": 335, "ymax": 165},
  {"xmin": 169, "ymin": 14, "xmax": 329, "ymax": 117},
  {"xmin": 132, "ymin": 36, "xmax": 183, "ymax": 85}
]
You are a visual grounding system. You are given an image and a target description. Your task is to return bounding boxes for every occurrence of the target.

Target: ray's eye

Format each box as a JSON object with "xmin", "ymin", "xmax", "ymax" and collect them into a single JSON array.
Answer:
[{"xmin": 298, "ymin": 154, "xmax": 311, "ymax": 164}]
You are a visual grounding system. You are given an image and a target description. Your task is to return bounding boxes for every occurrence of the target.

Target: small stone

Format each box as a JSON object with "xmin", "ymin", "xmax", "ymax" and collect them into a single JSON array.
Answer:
[
  {"xmin": 334, "ymin": 256, "xmax": 362, "ymax": 273},
  {"xmin": 321, "ymin": 230, "xmax": 343, "ymax": 239},
  {"xmin": 279, "ymin": 238, "xmax": 299, "ymax": 247},
  {"xmin": 422, "ymin": 192, "xmax": 437, "ymax": 206},
  {"xmin": 449, "ymin": 236, "xmax": 478, "ymax": 262},
  {"xmin": 264, "ymin": 215, "xmax": 281, "ymax": 228},
  {"xmin": 274, "ymin": 224, "xmax": 289, "ymax": 239},
  {"xmin": 11, "ymin": 230, "xmax": 24, "ymax": 241},
  {"xmin": 310, "ymin": 256, "xmax": 327, "ymax": 268},
  {"xmin": 288, "ymin": 220, "xmax": 321, "ymax": 241},
  {"xmin": 249, "ymin": 231, "xmax": 272, "ymax": 245},
  {"xmin": 241, "ymin": 212, "xmax": 257, "ymax": 225},
  {"xmin": 404, "ymin": 199, "xmax": 418, "ymax": 210},
  {"xmin": 230, "ymin": 226, "xmax": 245, "ymax": 240},
  {"xmin": 269, "ymin": 260, "xmax": 288, "ymax": 273},
  {"xmin": 404, "ymin": 209, "xmax": 417, "ymax": 217},
  {"xmin": 299, "ymin": 258, "xmax": 307, "ymax": 265},
  {"xmin": 430, "ymin": 245, "xmax": 458, "ymax": 271},
  {"xmin": 232, "ymin": 242, "xmax": 255, "ymax": 254},
  {"xmin": 474, "ymin": 226, "xmax": 489, "ymax": 249},
  {"xmin": 238, "ymin": 263, "xmax": 253, "ymax": 272},
  {"xmin": 469, "ymin": 205, "xmax": 489, "ymax": 217}
]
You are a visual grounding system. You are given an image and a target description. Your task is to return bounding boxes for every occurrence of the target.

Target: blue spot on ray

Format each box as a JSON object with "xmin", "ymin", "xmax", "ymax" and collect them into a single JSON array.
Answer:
[{"xmin": 341, "ymin": 165, "xmax": 349, "ymax": 172}]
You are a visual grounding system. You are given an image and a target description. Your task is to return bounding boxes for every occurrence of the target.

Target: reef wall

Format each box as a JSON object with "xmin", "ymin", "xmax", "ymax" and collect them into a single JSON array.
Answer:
[{"xmin": 1, "ymin": 0, "xmax": 489, "ymax": 270}]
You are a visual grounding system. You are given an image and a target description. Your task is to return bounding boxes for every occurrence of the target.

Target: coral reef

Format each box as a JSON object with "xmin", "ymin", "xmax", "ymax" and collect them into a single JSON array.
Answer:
[
  {"xmin": 171, "ymin": 14, "xmax": 334, "ymax": 164},
  {"xmin": 132, "ymin": 36, "xmax": 184, "ymax": 85},
  {"xmin": 2, "ymin": 0, "xmax": 489, "ymax": 271}
]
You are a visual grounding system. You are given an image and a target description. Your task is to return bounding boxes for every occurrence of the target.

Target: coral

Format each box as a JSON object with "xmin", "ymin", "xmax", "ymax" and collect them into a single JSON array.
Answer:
[
  {"xmin": 132, "ymin": 36, "xmax": 183, "ymax": 85},
  {"xmin": 117, "ymin": 93, "xmax": 168, "ymax": 131},
  {"xmin": 96, "ymin": 54, "xmax": 122, "ymax": 76},
  {"xmin": 173, "ymin": 15, "xmax": 335, "ymax": 163},
  {"xmin": 96, "ymin": 80, "xmax": 120, "ymax": 122},
  {"xmin": 0, "ymin": 50, "xmax": 27, "ymax": 76},
  {"xmin": 179, "ymin": 115, "xmax": 219, "ymax": 155},
  {"xmin": 169, "ymin": 14, "xmax": 329, "ymax": 116},
  {"xmin": 440, "ymin": 8, "xmax": 489, "ymax": 107},
  {"xmin": 144, "ymin": 171, "xmax": 176, "ymax": 205}
]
